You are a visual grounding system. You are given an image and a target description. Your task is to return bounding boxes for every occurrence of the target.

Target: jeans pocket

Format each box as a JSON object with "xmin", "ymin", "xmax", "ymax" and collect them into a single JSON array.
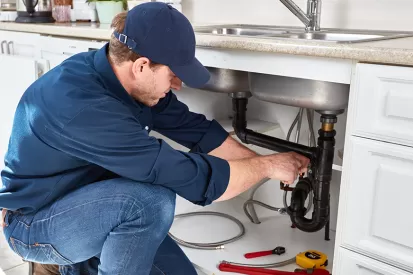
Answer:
[{"xmin": 10, "ymin": 237, "xmax": 73, "ymax": 265}]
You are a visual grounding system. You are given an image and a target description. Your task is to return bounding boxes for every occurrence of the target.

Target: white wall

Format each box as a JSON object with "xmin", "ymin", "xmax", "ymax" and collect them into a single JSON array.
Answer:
[{"xmin": 182, "ymin": 0, "xmax": 413, "ymax": 32}]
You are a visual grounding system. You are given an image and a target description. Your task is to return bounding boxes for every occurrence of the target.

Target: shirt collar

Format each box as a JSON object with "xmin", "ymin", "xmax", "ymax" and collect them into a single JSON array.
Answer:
[{"xmin": 94, "ymin": 43, "xmax": 144, "ymax": 111}]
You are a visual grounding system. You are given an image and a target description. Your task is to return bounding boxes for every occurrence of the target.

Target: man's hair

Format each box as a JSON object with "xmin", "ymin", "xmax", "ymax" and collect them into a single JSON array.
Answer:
[
  {"xmin": 109, "ymin": 12, "xmax": 139, "ymax": 65},
  {"xmin": 109, "ymin": 12, "xmax": 159, "ymax": 67}
]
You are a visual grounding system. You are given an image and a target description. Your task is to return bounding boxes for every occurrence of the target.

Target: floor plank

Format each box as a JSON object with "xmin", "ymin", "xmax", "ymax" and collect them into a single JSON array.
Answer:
[
  {"xmin": 5, "ymin": 263, "xmax": 29, "ymax": 275},
  {"xmin": 0, "ymin": 232, "xmax": 25, "ymax": 272}
]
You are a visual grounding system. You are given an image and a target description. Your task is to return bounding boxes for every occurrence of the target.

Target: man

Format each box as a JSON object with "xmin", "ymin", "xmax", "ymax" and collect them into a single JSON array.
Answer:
[{"xmin": 0, "ymin": 2, "xmax": 309, "ymax": 275}]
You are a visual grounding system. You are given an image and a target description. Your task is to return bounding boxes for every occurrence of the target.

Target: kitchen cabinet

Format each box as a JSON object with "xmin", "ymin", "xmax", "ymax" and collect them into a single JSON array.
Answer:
[
  {"xmin": 335, "ymin": 248, "xmax": 412, "ymax": 275},
  {"xmin": 351, "ymin": 64, "xmax": 413, "ymax": 148},
  {"xmin": 0, "ymin": 30, "xmax": 40, "ymax": 58},
  {"xmin": 337, "ymin": 136, "xmax": 413, "ymax": 270},
  {"xmin": 39, "ymin": 36, "xmax": 106, "ymax": 70},
  {"xmin": 0, "ymin": 54, "xmax": 48, "ymax": 169},
  {"xmin": 334, "ymin": 63, "xmax": 413, "ymax": 274}
]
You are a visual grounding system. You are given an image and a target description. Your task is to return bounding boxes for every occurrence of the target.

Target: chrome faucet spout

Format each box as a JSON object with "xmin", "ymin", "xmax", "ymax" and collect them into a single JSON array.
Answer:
[{"xmin": 279, "ymin": 0, "xmax": 321, "ymax": 31}]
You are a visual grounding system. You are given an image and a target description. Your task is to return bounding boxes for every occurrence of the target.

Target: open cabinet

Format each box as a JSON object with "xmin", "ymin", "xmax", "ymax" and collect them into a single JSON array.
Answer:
[{"xmin": 161, "ymin": 110, "xmax": 345, "ymax": 275}]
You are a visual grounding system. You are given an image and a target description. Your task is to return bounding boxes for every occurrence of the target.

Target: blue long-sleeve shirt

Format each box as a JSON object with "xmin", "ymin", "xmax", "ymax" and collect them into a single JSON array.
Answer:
[{"xmin": 0, "ymin": 44, "xmax": 230, "ymax": 214}]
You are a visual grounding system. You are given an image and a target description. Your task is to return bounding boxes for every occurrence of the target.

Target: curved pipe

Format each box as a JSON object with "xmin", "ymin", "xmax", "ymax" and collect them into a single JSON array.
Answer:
[
  {"xmin": 231, "ymin": 96, "xmax": 334, "ymax": 234},
  {"xmin": 288, "ymin": 178, "xmax": 328, "ymax": 232}
]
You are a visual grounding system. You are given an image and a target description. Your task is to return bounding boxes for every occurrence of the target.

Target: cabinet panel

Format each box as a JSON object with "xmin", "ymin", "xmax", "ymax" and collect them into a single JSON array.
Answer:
[
  {"xmin": 334, "ymin": 248, "xmax": 412, "ymax": 275},
  {"xmin": 0, "ymin": 55, "xmax": 45, "ymax": 169},
  {"xmin": 339, "ymin": 136, "xmax": 413, "ymax": 271},
  {"xmin": 39, "ymin": 36, "xmax": 106, "ymax": 70},
  {"xmin": 352, "ymin": 63, "xmax": 413, "ymax": 147},
  {"xmin": 0, "ymin": 30, "xmax": 40, "ymax": 58}
]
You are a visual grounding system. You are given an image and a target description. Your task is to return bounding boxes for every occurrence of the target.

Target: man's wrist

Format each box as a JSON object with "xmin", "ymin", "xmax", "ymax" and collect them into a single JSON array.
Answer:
[{"xmin": 255, "ymin": 155, "xmax": 272, "ymax": 179}]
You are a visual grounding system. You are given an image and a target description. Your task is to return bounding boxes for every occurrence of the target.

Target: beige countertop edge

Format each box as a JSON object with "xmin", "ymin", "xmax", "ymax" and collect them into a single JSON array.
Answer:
[
  {"xmin": 195, "ymin": 34, "xmax": 413, "ymax": 66},
  {"xmin": 0, "ymin": 22, "xmax": 113, "ymax": 40},
  {"xmin": 1, "ymin": 22, "xmax": 413, "ymax": 66}
]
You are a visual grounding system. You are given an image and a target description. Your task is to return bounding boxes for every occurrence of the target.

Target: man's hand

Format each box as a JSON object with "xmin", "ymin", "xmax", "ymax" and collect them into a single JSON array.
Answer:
[
  {"xmin": 264, "ymin": 152, "xmax": 310, "ymax": 185},
  {"xmin": 216, "ymin": 151, "xmax": 310, "ymax": 202}
]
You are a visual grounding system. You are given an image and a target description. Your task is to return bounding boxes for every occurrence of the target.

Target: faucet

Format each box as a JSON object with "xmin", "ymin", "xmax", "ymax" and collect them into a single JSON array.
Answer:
[{"xmin": 279, "ymin": 0, "xmax": 322, "ymax": 31}]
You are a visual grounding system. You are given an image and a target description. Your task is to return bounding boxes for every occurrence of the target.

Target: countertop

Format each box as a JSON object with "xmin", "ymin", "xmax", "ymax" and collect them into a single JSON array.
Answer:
[{"xmin": 1, "ymin": 21, "xmax": 413, "ymax": 66}]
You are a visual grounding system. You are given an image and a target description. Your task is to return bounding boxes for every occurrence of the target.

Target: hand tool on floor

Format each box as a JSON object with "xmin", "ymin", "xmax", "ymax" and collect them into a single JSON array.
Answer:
[
  {"xmin": 218, "ymin": 262, "xmax": 331, "ymax": 275},
  {"xmin": 295, "ymin": 250, "xmax": 328, "ymax": 269},
  {"xmin": 245, "ymin": 247, "xmax": 286, "ymax": 259},
  {"xmin": 242, "ymin": 248, "xmax": 328, "ymax": 269}
]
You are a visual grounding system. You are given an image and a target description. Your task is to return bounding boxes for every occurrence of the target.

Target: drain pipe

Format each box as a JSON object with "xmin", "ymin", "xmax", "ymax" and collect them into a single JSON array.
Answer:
[
  {"xmin": 231, "ymin": 95, "xmax": 316, "ymax": 159},
  {"xmin": 231, "ymin": 94, "xmax": 335, "ymax": 233},
  {"xmin": 288, "ymin": 119, "xmax": 335, "ymax": 232}
]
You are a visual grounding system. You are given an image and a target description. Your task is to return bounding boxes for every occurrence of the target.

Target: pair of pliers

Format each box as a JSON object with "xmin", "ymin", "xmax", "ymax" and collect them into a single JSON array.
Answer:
[{"xmin": 218, "ymin": 262, "xmax": 330, "ymax": 275}]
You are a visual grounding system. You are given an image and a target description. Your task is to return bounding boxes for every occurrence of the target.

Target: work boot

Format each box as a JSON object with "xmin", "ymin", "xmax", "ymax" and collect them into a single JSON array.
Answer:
[{"xmin": 31, "ymin": 262, "xmax": 60, "ymax": 275}]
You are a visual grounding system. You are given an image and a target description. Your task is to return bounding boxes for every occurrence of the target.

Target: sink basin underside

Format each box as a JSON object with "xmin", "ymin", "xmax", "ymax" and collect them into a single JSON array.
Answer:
[
  {"xmin": 198, "ymin": 67, "xmax": 350, "ymax": 112},
  {"xmin": 194, "ymin": 24, "xmax": 413, "ymax": 43}
]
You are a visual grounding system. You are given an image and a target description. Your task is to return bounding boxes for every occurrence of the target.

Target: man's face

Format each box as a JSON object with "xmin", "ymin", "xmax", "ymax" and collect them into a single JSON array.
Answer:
[{"xmin": 131, "ymin": 60, "xmax": 182, "ymax": 107}]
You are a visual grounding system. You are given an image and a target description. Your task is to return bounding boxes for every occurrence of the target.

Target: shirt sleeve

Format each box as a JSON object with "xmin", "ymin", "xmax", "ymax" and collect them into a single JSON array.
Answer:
[
  {"xmin": 151, "ymin": 91, "xmax": 229, "ymax": 153},
  {"xmin": 41, "ymin": 100, "xmax": 230, "ymax": 206}
]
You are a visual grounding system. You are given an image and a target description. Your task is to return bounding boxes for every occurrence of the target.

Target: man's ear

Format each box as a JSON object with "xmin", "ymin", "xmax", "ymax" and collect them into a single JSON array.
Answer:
[{"xmin": 132, "ymin": 57, "xmax": 151, "ymax": 76}]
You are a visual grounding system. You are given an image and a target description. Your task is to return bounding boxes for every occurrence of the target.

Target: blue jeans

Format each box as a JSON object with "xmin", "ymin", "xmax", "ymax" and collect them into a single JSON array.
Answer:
[{"xmin": 2, "ymin": 177, "xmax": 197, "ymax": 275}]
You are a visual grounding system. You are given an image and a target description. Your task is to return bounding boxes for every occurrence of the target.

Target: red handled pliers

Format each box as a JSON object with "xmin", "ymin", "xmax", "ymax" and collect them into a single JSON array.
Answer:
[{"xmin": 218, "ymin": 262, "xmax": 330, "ymax": 275}]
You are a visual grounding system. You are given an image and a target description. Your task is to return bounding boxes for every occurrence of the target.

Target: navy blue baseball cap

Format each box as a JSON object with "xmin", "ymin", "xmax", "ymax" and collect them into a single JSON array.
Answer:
[{"xmin": 113, "ymin": 2, "xmax": 210, "ymax": 88}]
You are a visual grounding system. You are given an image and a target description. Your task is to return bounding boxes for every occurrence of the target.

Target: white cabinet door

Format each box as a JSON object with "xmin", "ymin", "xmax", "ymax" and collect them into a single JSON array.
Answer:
[
  {"xmin": 334, "ymin": 248, "xmax": 412, "ymax": 275},
  {"xmin": 0, "ymin": 55, "xmax": 48, "ymax": 169},
  {"xmin": 350, "ymin": 63, "xmax": 413, "ymax": 147},
  {"xmin": 39, "ymin": 35, "xmax": 106, "ymax": 70},
  {"xmin": 337, "ymin": 135, "xmax": 413, "ymax": 272},
  {"xmin": 41, "ymin": 51, "xmax": 73, "ymax": 70},
  {"xmin": 0, "ymin": 30, "xmax": 40, "ymax": 58}
]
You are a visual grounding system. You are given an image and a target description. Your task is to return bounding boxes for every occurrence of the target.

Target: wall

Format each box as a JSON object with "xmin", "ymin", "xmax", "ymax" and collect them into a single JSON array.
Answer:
[{"xmin": 182, "ymin": 0, "xmax": 413, "ymax": 32}]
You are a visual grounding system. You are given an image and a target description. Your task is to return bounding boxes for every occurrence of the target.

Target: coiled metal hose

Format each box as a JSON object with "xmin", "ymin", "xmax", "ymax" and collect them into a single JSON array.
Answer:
[
  {"xmin": 169, "ymin": 210, "xmax": 298, "ymax": 268},
  {"xmin": 222, "ymin": 256, "xmax": 296, "ymax": 268},
  {"xmin": 168, "ymin": 211, "xmax": 245, "ymax": 250}
]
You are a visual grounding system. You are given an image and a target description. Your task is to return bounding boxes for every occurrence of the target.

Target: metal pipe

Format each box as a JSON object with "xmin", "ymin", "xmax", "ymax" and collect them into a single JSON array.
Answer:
[
  {"xmin": 311, "ymin": 0, "xmax": 322, "ymax": 31},
  {"xmin": 279, "ymin": 0, "xmax": 322, "ymax": 31},
  {"xmin": 286, "ymin": 110, "xmax": 300, "ymax": 141},
  {"xmin": 295, "ymin": 108, "xmax": 304, "ymax": 143},
  {"xmin": 307, "ymin": 109, "xmax": 316, "ymax": 147},
  {"xmin": 279, "ymin": 0, "xmax": 311, "ymax": 27},
  {"xmin": 245, "ymin": 179, "xmax": 270, "ymax": 224}
]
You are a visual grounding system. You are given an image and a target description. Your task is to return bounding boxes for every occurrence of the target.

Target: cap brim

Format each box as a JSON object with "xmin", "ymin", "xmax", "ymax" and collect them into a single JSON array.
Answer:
[{"xmin": 169, "ymin": 58, "xmax": 210, "ymax": 89}]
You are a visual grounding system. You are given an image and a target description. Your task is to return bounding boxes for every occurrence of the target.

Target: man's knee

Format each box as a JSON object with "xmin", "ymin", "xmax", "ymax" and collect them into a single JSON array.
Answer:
[
  {"xmin": 147, "ymin": 185, "xmax": 176, "ymax": 234},
  {"xmin": 108, "ymin": 178, "xmax": 176, "ymax": 236}
]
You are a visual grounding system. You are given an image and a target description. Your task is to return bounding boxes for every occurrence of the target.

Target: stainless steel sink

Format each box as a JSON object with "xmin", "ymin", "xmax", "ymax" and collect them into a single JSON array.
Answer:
[
  {"xmin": 197, "ymin": 67, "xmax": 350, "ymax": 113},
  {"xmin": 194, "ymin": 24, "xmax": 413, "ymax": 43},
  {"xmin": 266, "ymin": 32, "xmax": 387, "ymax": 42},
  {"xmin": 195, "ymin": 25, "xmax": 298, "ymax": 37},
  {"xmin": 195, "ymin": 25, "xmax": 409, "ymax": 111},
  {"xmin": 248, "ymin": 72, "xmax": 350, "ymax": 113},
  {"xmin": 200, "ymin": 67, "xmax": 250, "ymax": 94}
]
